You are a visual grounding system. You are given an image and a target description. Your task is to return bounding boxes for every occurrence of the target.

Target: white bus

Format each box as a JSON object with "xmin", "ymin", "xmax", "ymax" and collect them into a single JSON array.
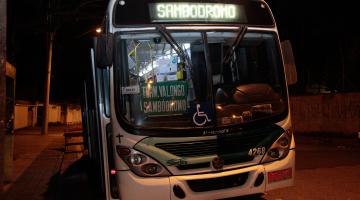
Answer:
[{"xmin": 82, "ymin": 0, "xmax": 297, "ymax": 199}]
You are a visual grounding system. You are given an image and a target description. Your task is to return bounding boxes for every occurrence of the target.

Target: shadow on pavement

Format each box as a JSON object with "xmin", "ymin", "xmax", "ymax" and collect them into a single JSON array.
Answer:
[
  {"xmin": 222, "ymin": 194, "xmax": 266, "ymax": 200},
  {"xmin": 44, "ymin": 155, "xmax": 100, "ymax": 200}
]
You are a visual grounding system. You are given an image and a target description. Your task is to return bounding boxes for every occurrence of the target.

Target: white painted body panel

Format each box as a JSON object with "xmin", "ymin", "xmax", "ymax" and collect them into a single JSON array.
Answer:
[{"xmin": 116, "ymin": 150, "xmax": 295, "ymax": 200}]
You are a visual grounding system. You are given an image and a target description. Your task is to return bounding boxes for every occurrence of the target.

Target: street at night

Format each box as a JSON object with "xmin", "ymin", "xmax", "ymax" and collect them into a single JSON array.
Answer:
[
  {"xmin": 265, "ymin": 136, "xmax": 360, "ymax": 200},
  {"xmin": 1, "ymin": 0, "xmax": 360, "ymax": 199},
  {"xmin": 223, "ymin": 135, "xmax": 360, "ymax": 200},
  {"xmin": 2, "ymin": 131, "xmax": 360, "ymax": 200}
]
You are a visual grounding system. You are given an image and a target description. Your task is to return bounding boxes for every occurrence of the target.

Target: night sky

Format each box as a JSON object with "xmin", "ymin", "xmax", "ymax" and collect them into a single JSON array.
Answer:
[
  {"xmin": 8, "ymin": 0, "xmax": 107, "ymax": 103},
  {"xmin": 268, "ymin": 1, "xmax": 360, "ymax": 94},
  {"xmin": 8, "ymin": 0, "xmax": 360, "ymax": 103}
]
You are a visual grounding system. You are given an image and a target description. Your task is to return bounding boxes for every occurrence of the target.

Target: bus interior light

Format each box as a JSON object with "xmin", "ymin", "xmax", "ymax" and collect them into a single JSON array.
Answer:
[{"xmin": 119, "ymin": 0, "xmax": 125, "ymax": 6}]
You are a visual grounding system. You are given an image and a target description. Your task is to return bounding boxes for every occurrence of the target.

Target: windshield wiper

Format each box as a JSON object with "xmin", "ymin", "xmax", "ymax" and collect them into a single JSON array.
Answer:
[
  {"xmin": 156, "ymin": 25, "xmax": 192, "ymax": 69},
  {"xmin": 223, "ymin": 26, "xmax": 248, "ymax": 64}
]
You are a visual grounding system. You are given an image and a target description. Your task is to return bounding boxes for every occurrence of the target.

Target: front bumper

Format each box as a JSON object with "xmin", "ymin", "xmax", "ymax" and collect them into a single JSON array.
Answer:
[{"xmin": 116, "ymin": 149, "xmax": 295, "ymax": 200}]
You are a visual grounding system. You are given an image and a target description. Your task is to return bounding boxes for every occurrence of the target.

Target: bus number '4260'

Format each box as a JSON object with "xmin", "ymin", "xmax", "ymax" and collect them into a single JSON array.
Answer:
[{"xmin": 248, "ymin": 147, "xmax": 266, "ymax": 156}]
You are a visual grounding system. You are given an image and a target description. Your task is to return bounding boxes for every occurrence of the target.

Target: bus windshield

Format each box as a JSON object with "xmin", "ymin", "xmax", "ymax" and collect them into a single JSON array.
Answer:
[{"xmin": 114, "ymin": 29, "xmax": 287, "ymax": 130}]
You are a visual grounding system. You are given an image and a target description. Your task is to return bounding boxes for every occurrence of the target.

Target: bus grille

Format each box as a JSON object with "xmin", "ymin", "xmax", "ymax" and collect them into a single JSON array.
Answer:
[
  {"xmin": 155, "ymin": 140, "xmax": 218, "ymax": 157},
  {"xmin": 187, "ymin": 172, "xmax": 249, "ymax": 192},
  {"xmin": 155, "ymin": 131, "xmax": 269, "ymax": 158}
]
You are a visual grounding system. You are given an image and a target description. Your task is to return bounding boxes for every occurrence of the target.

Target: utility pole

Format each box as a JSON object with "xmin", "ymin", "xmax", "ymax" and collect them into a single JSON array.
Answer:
[
  {"xmin": 0, "ymin": 0, "xmax": 7, "ymax": 194},
  {"xmin": 41, "ymin": 32, "xmax": 54, "ymax": 135},
  {"xmin": 42, "ymin": 0, "xmax": 55, "ymax": 135}
]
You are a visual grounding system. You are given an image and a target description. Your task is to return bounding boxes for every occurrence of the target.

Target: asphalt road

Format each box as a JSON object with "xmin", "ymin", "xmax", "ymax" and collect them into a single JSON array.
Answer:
[
  {"xmin": 263, "ymin": 135, "xmax": 360, "ymax": 200},
  {"xmin": 55, "ymin": 135, "xmax": 360, "ymax": 200}
]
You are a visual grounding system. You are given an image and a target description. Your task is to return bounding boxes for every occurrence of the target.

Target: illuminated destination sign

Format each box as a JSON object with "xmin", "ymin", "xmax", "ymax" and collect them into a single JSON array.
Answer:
[
  {"xmin": 149, "ymin": 3, "xmax": 247, "ymax": 23},
  {"xmin": 141, "ymin": 81, "xmax": 188, "ymax": 115}
]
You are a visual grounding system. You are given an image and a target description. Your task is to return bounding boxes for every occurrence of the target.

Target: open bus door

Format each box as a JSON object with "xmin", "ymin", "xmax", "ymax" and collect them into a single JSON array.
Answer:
[
  {"xmin": 81, "ymin": 48, "xmax": 107, "ymax": 199},
  {"xmin": 81, "ymin": 41, "xmax": 118, "ymax": 199}
]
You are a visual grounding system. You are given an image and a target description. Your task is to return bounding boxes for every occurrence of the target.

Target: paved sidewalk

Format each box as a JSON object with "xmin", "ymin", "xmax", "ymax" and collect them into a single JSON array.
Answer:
[{"xmin": 3, "ymin": 126, "xmax": 79, "ymax": 200}]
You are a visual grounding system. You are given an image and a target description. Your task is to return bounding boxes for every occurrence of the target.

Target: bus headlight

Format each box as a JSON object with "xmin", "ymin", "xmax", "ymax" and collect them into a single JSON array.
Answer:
[
  {"xmin": 261, "ymin": 129, "xmax": 292, "ymax": 163},
  {"xmin": 128, "ymin": 154, "xmax": 147, "ymax": 165},
  {"xmin": 141, "ymin": 163, "xmax": 162, "ymax": 175},
  {"xmin": 116, "ymin": 145, "xmax": 171, "ymax": 177}
]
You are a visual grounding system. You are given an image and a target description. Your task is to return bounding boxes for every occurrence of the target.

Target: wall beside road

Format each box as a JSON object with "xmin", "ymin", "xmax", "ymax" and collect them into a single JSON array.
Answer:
[
  {"xmin": 48, "ymin": 105, "xmax": 61, "ymax": 123},
  {"xmin": 291, "ymin": 93, "xmax": 360, "ymax": 135},
  {"xmin": 14, "ymin": 103, "xmax": 82, "ymax": 130},
  {"xmin": 14, "ymin": 105, "xmax": 28, "ymax": 129},
  {"xmin": 64, "ymin": 106, "xmax": 82, "ymax": 125}
]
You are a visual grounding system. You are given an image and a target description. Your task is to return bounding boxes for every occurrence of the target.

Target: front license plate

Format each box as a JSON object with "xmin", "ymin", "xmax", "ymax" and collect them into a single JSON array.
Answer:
[{"xmin": 268, "ymin": 168, "xmax": 292, "ymax": 183}]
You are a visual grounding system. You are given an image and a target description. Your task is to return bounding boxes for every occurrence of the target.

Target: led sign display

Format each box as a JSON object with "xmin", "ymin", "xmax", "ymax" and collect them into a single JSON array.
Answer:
[
  {"xmin": 149, "ymin": 3, "xmax": 247, "ymax": 23},
  {"xmin": 113, "ymin": 0, "xmax": 274, "ymax": 26}
]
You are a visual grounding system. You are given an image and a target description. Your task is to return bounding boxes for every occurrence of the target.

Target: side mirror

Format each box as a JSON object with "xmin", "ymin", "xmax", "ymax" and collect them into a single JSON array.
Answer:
[
  {"xmin": 96, "ymin": 33, "xmax": 114, "ymax": 68},
  {"xmin": 281, "ymin": 40, "xmax": 297, "ymax": 85}
]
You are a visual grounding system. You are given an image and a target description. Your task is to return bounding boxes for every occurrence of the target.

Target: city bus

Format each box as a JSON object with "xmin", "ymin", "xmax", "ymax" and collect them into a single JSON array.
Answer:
[{"xmin": 82, "ymin": 0, "xmax": 297, "ymax": 199}]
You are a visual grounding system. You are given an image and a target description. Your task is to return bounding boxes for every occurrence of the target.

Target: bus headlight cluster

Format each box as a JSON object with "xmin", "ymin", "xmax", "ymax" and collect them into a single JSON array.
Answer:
[
  {"xmin": 116, "ymin": 145, "xmax": 171, "ymax": 177},
  {"xmin": 261, "ymin": 129, "xmax": 292, "ymax": 163}
]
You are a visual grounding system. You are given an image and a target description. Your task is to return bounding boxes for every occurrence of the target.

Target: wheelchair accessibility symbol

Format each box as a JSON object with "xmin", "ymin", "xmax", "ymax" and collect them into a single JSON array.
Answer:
[{"xmin": 193, "ymin": 104, "xmax": 212, "ymax": 126}]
